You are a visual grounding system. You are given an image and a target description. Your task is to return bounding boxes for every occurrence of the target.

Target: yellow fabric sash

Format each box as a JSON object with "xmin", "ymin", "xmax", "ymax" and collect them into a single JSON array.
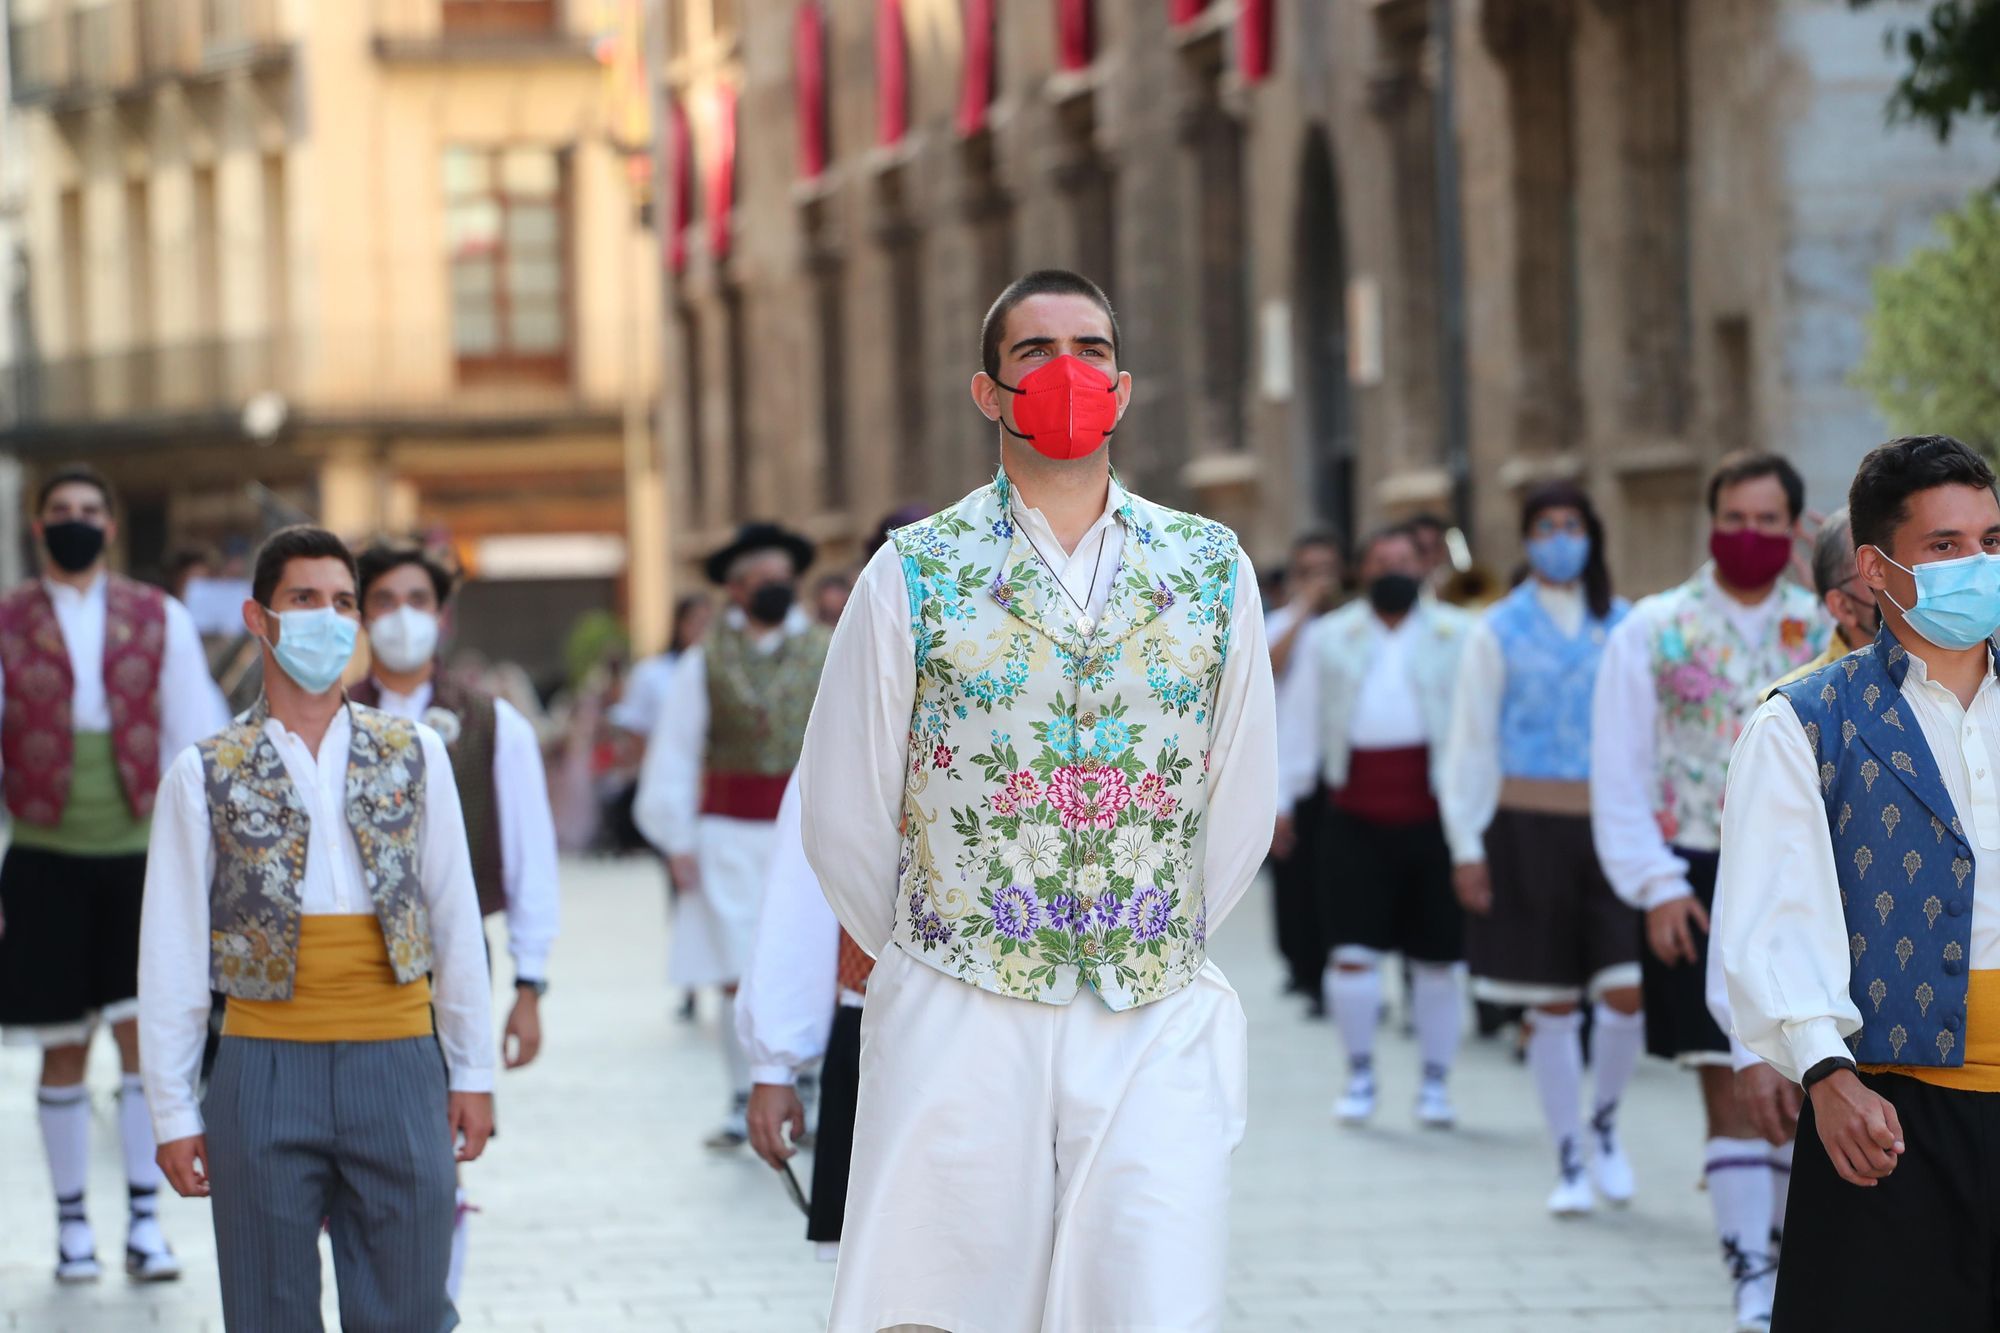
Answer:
[
  {"xmin": 222, "ymin": 915, "xmax": 434, "ymax": 1042},
  {"xmin": 1861, "ymin": 969, "xmax": 2000, "ymax": 1093}
]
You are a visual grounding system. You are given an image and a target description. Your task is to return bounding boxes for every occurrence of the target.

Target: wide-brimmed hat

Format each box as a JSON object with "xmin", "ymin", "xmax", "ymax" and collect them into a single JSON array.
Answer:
[{"xmin": 704, "ymin": 521, "xmax": 816, "ymax": 586}]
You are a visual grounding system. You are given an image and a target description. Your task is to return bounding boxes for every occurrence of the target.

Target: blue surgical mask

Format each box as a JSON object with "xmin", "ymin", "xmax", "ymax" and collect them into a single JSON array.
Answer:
[
  {"xmin": 1871, "ymin": 548, "xmax": 2000, "ymax": 651},
  {"xmin": 262, "ymin": 605, "xmax": 358, "ymax": 694},
  {"xmin": 1525, "ymin": 531, "xmax": 1590, "ymax": 585}
]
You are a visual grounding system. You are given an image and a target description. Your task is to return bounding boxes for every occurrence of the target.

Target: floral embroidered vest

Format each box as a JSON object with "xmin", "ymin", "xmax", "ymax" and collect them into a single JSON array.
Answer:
[
  {"xmin": 889, "ymin": 471, "xmax": 1240, "ymax": 1012},
  {"xmin": 704, "ymin": 619, "xmax": 832, "ymax": 776},
  {"xmin": 0, "ymin": 576, "xmax": 167, "ymax": 826},
  {"xmin": 1643, "ymin": 567, "xmax": 1826, "ymax": 851},
  {"xmin": 1777, "ymin": 633, "xmax": 1976, "ymax": 1068},
  {"xmin": 1490, "ymin": 584, "xmax": 1628, "ymax": 782},
  {"xmin": 350, "ymin": 674, "xmax": 504, "ymax": 917},
  {"xmin": 197, "ymin": 701, "xmax": 434, "ymax": 1001}
]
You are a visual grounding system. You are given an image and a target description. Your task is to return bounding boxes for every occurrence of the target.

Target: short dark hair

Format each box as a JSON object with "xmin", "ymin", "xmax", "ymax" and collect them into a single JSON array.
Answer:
[
  {"xmin": 36, "ymin": 463, "xmax": 115, "ymax": 515},
  {"xmin": 1355, "ymin": 524, "xmax": 1419, "ymax": 567},
  {"xmin": 980, "ymin": 269, "xmax": 1120, "ymax": 380},
  {"xmin": 1706, "ymin": 451, "xmax": 1805, "ymax": 522},
  {"xmin": 1848, "ymin": 435, "xmax": 1998, "ymax": 554},
  {"xmin": 252, "ymin": 525, "xmax": 357, "ymax": 607},
  {"xmin": 1404, "ymin": 512, "xmax": 1448, "ymax": 536},
  {"xmin": 1292, "ymin": 530, "xmax": 1343, "ymax": 557},
  {"xmin": 355, "ymin": 539, "xmax": 457, "ymax": 607},
  {"xmin": 1520, "ymin": 480, "xmax": 1615, "ymax": 620}
]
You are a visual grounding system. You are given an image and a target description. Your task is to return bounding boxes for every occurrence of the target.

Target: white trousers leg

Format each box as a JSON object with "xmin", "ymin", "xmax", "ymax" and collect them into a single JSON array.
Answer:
[{"xmin": 831, "ymin": 945, "xmax": 1248, "ymax": 1333}]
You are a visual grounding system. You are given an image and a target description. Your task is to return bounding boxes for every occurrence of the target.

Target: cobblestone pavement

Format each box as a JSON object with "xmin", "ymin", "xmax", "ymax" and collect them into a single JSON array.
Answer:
[{"xmin": 2, "ymin": 856, "xmax": 1736, "ymax": 1331}]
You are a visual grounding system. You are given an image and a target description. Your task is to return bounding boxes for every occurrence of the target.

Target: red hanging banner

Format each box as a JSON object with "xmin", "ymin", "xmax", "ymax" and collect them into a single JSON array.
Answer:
[
  {"xmin": 1057, "ymin": 0, "xmax": 1093, "ymax": 70},
  {"xmin": 795, "ymin": 2, "xmax": 828, "ymax": 179},
  {"xmin": 707, "ymin": 84, "xmax": 737, "ymax": 262},
  {"xmin": 1239, "ymin": 0, "xmax": 1273, "ymax": 82},
  {"xmin": 877, "ymin": 0, "xmax": 908, "ymax": 146},
  {"xmin": 667, "ymin": 96, "xmax": 691, "ymax": 274},
  {"xmin": 957, "ymin": 0, "xmax": 996, "ymax": 136},
  {"xmin": 1168, "ymin": 0, "xmax": 1207, "ymax": 26}
]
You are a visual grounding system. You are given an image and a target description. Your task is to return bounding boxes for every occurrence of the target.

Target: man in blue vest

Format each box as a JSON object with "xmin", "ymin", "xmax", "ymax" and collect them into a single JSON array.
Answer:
[{"xmin": 1716, "ymin": 434, "xmax": 2000, "ymax": 1327}]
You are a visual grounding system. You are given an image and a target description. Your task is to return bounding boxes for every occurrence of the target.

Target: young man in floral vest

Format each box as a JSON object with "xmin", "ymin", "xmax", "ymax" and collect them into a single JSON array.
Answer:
[
  {"xmin": 352, "ymin": 539, "xmax": 560, "ymax": 1300},
  {"xmin": 1716, "ymin": 435, "xmax": 2000, "ymax": 1328},
  {"xmin": 0, "ymin": 463, "xmax": 228, "ymax": 1284},
  {"xmin": 138, "ymin": 525, "xmax": 494, "ymax": 1331},
  {"xmin": 1589, "ymin": 452, "xmax": 1829, "ymax": 1330},
  {"xmin": 797, "ymin": 270, "xmax": 1277, "ymax": 1331},
  {"xmin": 636, "ymin": 521, "xmax": 831, "ymax": 1149}
]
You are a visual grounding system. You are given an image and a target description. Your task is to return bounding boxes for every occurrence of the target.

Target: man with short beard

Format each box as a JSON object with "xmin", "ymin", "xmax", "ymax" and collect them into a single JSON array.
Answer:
[
  {"xmin": 0, "ymin": 463, "xmax": 228, "ymax": 1284},
  {"xmin": 797, "ymin": 269, "xmax": 1276, "ymax": 1330},
  {"xmin": 636, "ymin": 522, "xmax": 829, "ymax": 1150}
]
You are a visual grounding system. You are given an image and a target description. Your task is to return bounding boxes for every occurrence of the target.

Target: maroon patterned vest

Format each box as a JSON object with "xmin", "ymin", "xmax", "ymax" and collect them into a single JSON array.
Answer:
[{"xmin": 0, "ymin": 576, "xmax": 167, "ymax": 827}]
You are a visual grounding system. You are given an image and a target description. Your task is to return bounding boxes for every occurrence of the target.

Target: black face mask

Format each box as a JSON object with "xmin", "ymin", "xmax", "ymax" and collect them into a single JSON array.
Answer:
[
  {"xmin": 747, "ymin": 582, "xmax": 797, "ymax": 627},
  {"xmin": 1366, "ymin": 573, "xmax": 1421, "ymax": 618},
  {"xmin": 42, "ymin": 521, "xmax": 106, "ymax": 574}
]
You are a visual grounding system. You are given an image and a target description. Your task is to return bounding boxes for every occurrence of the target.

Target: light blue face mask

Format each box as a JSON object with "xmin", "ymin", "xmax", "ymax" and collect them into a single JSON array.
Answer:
[
  {"xmin": 262, "ymin": 605, "xmax": 358, "ymax": 695},
  {"xmin": 1872, "ymin": 548, "xmax": 2000, "ymax": 651},
  {"xmin": 1525, "ymin": 531, "xmax": 1590, "ymax": 585}
]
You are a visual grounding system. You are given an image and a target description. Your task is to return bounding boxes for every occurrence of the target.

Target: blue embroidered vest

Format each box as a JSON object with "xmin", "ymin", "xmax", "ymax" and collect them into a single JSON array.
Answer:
[
  {"xmin": 1489, "ymin": 583, "xmax": 1628, "ymax": 782},
  {"xmin": 1777, "ymin": 633, "xmax": 1977, "ymax": 1067}
]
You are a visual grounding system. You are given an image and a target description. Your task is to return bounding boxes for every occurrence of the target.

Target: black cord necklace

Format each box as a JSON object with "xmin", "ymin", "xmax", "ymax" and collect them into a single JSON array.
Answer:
[{"xmin": 1010, "ymin": 500, "xmax": 1107, "ymax": 625}]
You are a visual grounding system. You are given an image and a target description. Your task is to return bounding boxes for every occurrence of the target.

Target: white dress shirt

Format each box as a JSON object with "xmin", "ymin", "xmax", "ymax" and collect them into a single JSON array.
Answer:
[
  {"xmin": 1275, "ymin": 605, "xmax": 1456, "ymax": 808},
  {"xmin": 797, "ymin": 496, "xmax": 1276, "ymax": 958},
  {"xmin": 1588, "ymin": 574, "xmax": 1787, "ymax": 909},
  {"xmin": 370, "ymin": 680, "xmax": 561, "ymax": 982},
  {"xmin": 1440, "ymin": 583, "xmax": 1586, "ymax": 866},
  {"xmin": 735, "ymin": 774, "xmax": 847, "ymax": 1087},
  {"xmin": 138, "ymin": 708, "xmax": 496, "ymax": 1144},
  {"xmin": 634, "ymin": 606, "xmax": 819, "ymax": 858},
  {"xmin": 1714, "ymin": 646, "xmax": 2000, "ymax": 1082},
  {"xmin": 0, "ymin": 575, "xmax": 230, "ymax": 774},
  {"xmin": 607, "ymin": 650, "xmax": 681, "ymax": 736},
  {"xmin": 1347, "ymin": 615, "xmax": 1430, "ymax": 750}
]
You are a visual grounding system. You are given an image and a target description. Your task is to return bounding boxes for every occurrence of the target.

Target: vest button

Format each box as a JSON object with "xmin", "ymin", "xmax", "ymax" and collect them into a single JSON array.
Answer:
[
  {"xmin": 1946, "ymin": 1011, "xmax": 1964, "ymax": 1032},
  {"xmin": 1949, "ymin": 898, "xmax": 1968, "ymax": 918},
  {"xmin": 1080, "ymin": 712, "xmax": 1098, "ymax": 729},
  {"xmin": 1944, "ymin": 957, "xmax": 1966, "ymax": 977}
]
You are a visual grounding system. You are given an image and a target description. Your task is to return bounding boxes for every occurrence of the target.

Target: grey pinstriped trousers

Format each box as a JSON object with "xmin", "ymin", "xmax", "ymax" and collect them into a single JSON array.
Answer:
[{"xmin": 204, "ymin": 1035, "xmax": 459, "ymax": 1333}]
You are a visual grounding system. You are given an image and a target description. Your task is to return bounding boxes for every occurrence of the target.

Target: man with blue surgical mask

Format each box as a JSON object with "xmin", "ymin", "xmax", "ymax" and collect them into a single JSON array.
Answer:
[
  {"xmin": 350, "ymin": 539, "xmax": 560, "ymax": 1304},
  {"xmin": 1716, "ymin": 435, "xmax": 2000, "ymax": 1328},
  {"xmin": 137, "ymin": 524, "xmax": 494, "ymax": 1331}
]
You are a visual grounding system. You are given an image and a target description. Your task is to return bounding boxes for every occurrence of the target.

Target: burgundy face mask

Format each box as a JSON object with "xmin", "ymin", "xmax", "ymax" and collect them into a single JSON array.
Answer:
[
  {"xmin": 993, "ymin": 355, "xmax": 1120, "ymax": 462},
  {"xmin": 1709, "ymin": 528, "xmax": 1793, "ymax": 588}
]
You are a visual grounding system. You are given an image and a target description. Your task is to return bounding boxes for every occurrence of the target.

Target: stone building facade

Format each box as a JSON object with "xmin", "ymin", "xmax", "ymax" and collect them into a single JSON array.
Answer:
[
  {"xmin": 659, "ymin": 0, "xmax": 2000, "ymax": 592},
  {"xmin": 3, "ymin": 0, "xmax": 667, "ymax": 670}
]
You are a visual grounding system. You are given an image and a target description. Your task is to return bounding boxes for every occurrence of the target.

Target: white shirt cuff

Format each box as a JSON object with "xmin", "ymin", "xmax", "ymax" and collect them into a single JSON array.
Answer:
[
  {"xmin": 449, "ymin": 1068, "xmax": 495, "ymax": 1094},
  {"xmin": 1641, "ymin": 876, "xmax": 1693, "ymax": 910},
  {"xmin": 153, "ymin": 1107, "xmax": 204, "ymax": 1145},
  {"xmin": 511, "ymin": 948, "xmax": 551, "ymax": 984},
  {"xmin": 1785, "ymin": 1018, "xmax": 1858, "ymax": 1082},
  {"xmin": 1448, "ymin": 836, "xmax": 1485, "ymax": 868},
  {"xmin": 1728, "ymin": 1034, "xmax": 1763, "ymax": 1073},
  {"xmin": 750, "ymin": 1065, "xmax": 797, "ymax": 1087}
]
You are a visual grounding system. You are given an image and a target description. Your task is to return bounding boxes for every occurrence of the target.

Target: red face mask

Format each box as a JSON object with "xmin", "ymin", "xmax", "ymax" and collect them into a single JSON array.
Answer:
[
  {"xmin": 1709, "ymin": 527, "xmax": 1793, "ymax": 589},
  {"xmin": 993, "ymin": 355, "xmax": 1120, "ymax": 462}
]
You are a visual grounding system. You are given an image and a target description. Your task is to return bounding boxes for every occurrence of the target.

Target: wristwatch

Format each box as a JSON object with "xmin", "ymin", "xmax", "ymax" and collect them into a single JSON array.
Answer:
[
  {"xmin": 515, "ymin": 977, "xmax": 549, "ymax": 999},
  {"xmin": 1801, "ymin": 1055, "xmax": 1856, "ymax": 1091}
]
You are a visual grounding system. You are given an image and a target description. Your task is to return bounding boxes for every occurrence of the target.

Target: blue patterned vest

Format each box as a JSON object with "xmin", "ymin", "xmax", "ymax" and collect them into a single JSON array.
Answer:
[
  {"xmin": 1489, "ymin": 583, "xmax": 1628, "ymax": 782},
  {"xmin": 1776, "ymin": 633, "xmax": 1977, "ymax": 1067}
]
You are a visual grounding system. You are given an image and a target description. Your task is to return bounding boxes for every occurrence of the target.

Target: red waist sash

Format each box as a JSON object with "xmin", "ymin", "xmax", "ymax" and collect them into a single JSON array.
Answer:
[
  {"xmin": 700, "ymin": 771, "xmax": 790, "ymax": 822},
  {"xmin": 1330, "ymin": 745, "xmax": 1437, "ymax": 826}
]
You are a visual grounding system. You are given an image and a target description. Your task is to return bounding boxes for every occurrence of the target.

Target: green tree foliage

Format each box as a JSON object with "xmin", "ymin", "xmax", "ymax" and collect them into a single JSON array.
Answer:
[
  {"xmin": 1853, "ymin": 0, "xmax": 2000, "ymax": 142},
  {"xmin": 1855, "ymin": 191, "xmax": 2000, "ymax": 450}
]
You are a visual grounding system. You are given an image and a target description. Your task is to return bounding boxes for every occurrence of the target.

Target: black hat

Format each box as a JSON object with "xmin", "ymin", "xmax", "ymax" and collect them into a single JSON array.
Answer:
[{"xmin": 704, "ymin": 522, "xmax": 816, "ymax": 586}]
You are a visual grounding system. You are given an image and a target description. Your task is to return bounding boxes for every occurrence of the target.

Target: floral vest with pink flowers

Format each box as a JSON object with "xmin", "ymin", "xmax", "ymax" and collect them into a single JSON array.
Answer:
[
  {"xmin": 888, "ymin": 471, "xmax": 1240, "ymax": 1012},
  {"xmin": 1644, "ymin": 565, "xmax": 1827, "ymax": 851}
]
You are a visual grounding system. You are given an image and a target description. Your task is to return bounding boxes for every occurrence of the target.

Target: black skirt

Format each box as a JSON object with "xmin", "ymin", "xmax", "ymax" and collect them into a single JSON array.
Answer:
[{"xmin": 808, "ymin": 1004, "xmax": 862, "ymax": 1243}]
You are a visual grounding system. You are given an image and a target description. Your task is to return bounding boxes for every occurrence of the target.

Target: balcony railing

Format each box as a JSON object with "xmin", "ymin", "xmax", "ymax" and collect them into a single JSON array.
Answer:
[
  {"xmin": 4, "ymin": 331, "xmax": 627, "ymax": 443},
  {"xmin": 370, "ymin": 0, "xmax": 593, "ymax": 61},
  {"xmin": 10, "ymin": 0, "xmax": 289, "ymax": 106}
]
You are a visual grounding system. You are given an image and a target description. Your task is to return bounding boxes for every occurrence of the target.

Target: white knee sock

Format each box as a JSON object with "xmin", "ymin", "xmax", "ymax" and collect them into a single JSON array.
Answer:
[
  {"xmin": 117, "ymin": 1074, "xmax": 161, "ymax": 1194},
  {"xmin": 1589, "ymin": 1002, "xmax": 1645, "ymax": 1129},
  {"xmin": 718, "ymin": 993, "xmax": 750, "ymax": 1097},
  {"xmin": 446, "ymin": 1186, "xmax": 470, "ymax": 1303},
  {"xmin": 1409, "ymin": 964, "xmax": 1462, "ymax": 1081},
  {"xmin": 1326, "ymin": 967, "xmax": 1381, "ymax": 1073},
  {"xmin": 1768, "ymin": 1138, "xmax": 1794, "ymax": 1246},
  {"xmin": 1525, "ymin": 1010, "xmax": 1585, "ymax": 1169},
  {"xmin": 1704, "ymin": 1136, "xmax": 1775, "ymax": 1277},
  {"xmin": 38, "ymin": 1083, "xmax": 92, "ymax": 1254}
]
